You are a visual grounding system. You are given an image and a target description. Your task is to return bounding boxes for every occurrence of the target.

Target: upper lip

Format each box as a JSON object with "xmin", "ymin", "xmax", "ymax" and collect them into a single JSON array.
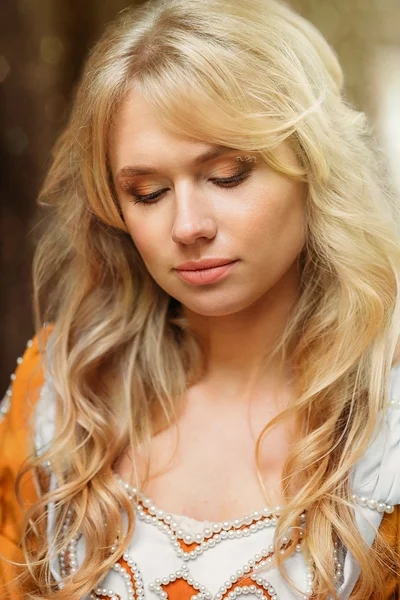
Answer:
[{"xmin": 175, "ymin": 258, "xmax": 236, "ymax": 271}]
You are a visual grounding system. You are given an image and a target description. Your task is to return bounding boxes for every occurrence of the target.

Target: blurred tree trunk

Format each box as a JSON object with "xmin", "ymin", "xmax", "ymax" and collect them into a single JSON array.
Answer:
[{"xmin": 1, "ymin": 0, "xmax": 140, "ymax": 390}]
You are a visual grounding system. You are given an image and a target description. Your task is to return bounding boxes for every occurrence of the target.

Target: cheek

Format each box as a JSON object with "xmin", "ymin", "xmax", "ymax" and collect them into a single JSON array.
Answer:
[
  {"xmin": 238, "ymin": 179, "xmax": 306, "ymax": 250},
  {"xmin": 124, "ymin": 214, "xmax": 162, "ymax": 266}
]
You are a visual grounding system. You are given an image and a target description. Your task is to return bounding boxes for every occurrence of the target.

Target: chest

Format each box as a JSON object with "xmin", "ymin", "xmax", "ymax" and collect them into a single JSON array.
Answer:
[{"xmin": 116, "ymin": 397, "xmax": 294, "ymax": 522}]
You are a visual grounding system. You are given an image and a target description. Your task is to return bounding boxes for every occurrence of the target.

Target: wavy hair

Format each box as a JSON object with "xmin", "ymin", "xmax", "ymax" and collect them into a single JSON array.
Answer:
[{"xmin": 11, "ymin": 0, "xmax": 400, "ymax": 598}]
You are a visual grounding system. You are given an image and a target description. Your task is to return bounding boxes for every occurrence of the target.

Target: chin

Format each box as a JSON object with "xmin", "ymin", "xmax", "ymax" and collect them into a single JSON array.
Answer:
[{"xmin": 177, "ymin": 294, "xmax": 257, "ymax": 318}]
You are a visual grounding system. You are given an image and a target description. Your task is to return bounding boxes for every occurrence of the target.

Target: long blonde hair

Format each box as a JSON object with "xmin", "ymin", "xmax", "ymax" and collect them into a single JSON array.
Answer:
[{"xmin": 14, "ymin": 0, "xmax": 400, "ymax": 598}]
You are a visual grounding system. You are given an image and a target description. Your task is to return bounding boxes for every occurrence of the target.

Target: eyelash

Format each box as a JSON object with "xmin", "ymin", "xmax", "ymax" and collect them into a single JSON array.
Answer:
[{"xmin": 129, "ymin": 169, "xmax": 252, "ymax": 206}]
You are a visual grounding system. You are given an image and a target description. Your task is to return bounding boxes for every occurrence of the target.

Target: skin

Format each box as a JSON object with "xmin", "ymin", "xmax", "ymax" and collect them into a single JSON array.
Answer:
[{"xmin": 109, "ymin": 87, "xmax": 308, "ymax": 519}]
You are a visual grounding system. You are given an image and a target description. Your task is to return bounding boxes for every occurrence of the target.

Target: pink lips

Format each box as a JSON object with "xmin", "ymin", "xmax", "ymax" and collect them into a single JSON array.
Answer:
[{"xmin": 175, "ymin": 260, "xmax": 238, "ymax": 285}]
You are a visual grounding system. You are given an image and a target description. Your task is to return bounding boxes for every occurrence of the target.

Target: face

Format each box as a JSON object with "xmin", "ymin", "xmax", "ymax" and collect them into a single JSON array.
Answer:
[{"xmin": 109, "ymin": 88, "xmax": 307, "ymax": 317}]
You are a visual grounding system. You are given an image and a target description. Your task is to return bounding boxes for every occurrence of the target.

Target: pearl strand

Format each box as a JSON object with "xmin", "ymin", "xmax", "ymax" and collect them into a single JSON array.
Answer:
[
  {"xmin": 351, "ymin": 494, "xmax": 394, "ymax": 514},
  {"xmin": 333, "ymin": 542, "xmax": 344, "ymax": 586},
  {"xmin": 58, "ymin": 508, "xmax": 81, "ymax": 579}
]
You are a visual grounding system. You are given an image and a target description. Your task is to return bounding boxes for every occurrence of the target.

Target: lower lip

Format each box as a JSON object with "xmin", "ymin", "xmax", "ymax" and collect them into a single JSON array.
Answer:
[{"xmin": 175, "ymin": 261, "xmax": 238, "ymax": 285}]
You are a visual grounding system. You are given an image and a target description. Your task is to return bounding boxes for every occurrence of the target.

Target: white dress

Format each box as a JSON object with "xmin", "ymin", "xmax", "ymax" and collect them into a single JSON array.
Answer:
[{"xmin": 30, "ymin": 333, "xmax": 400, "ymax": 600}]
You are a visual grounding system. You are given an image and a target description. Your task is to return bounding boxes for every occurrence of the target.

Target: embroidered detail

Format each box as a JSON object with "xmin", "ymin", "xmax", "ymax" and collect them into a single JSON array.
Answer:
[
  {"xmin": 146, "ymin": 544, "xmax": 315, "ymax": 600},
  {"xmin": 0, "ymin": 338, "xmax": 33, "ymax": 423},
  {"xmin": 351, "ymin": 494, "xmax": 394, "ymax": 514},
  {"xmin": 148, "ymin": 556, "xmax": 279, "ymax": 600}
]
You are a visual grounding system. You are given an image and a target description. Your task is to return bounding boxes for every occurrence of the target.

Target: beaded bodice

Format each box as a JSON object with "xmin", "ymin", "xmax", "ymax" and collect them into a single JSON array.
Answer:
[
  {"xmin": 53, "ymin": 473, "xmax": 397, "ymax": 600},
  {"xmin": 60, "ymin": 478, "xmax": 313, "ymax": 600}
]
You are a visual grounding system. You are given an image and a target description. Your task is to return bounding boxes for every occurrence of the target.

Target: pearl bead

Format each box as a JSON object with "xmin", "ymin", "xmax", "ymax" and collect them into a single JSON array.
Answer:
[
  {"xmin": 281, "ymin": 536, "xmax": 289, "ymax": 544},
  {"xmin": 0, "ymin": 341, "xmax": 34, "ymax": 423}
]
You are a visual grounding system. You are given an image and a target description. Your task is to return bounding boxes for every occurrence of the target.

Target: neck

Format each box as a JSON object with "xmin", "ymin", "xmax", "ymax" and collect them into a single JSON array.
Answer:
[{"xmin": 182, "ymin": 261, "xmax": 301, "ymax": 402}]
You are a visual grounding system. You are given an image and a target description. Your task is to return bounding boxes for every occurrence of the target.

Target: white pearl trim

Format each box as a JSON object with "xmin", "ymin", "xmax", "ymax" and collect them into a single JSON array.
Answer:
[
  {"xmin": 0, "ymin": 338, "xmax": 33, "ymax": 423},
  {"xmin": 89, "ymin": 552, "xmax": 144, "ymax": 600},
  {"xmin": 116, "ymin": 477, "xmax": 283, "ymax": 560},
  {"xmin": 351, "ymin": 494, "xmax": 394, "ymax": 514},
  {"xmin": 91, "ymin": 589, "xmax": 120, "ymax": 600}
]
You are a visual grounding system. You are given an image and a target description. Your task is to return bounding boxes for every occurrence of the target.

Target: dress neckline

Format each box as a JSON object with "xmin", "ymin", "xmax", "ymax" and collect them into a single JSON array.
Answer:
[{"xmin": 114, "ymin": 473, "xmax": 281, "ymax": 531}]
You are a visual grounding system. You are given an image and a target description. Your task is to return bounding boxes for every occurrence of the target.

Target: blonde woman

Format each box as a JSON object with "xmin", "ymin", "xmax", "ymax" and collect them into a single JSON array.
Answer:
[{"xmin": 1, "ymin": 0, "xmax": 400, "ymax": 598}]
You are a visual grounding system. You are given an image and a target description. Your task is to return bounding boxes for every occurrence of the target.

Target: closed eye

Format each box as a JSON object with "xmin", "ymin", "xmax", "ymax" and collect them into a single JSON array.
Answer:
[{"xmin": 128, "ymin": 168, "xmax": 253, "ymax": 206}]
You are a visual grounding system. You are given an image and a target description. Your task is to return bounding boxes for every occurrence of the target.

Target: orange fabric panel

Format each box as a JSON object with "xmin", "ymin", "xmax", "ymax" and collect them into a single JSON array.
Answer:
[{"xmin": 0, "ymin": 327, "xmax": 51, "ymax": 599}]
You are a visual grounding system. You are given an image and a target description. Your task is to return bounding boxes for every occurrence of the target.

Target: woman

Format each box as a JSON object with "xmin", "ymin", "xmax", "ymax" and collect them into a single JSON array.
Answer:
[{"xmin": 1, "ymin": 0, "xmax": 400, "ymax": 598}]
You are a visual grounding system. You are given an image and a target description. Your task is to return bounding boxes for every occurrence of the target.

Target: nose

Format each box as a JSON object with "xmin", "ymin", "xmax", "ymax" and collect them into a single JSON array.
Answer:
[{"xmin": 171, "ymin": 183, "xmax": 217, "ymax": 245}]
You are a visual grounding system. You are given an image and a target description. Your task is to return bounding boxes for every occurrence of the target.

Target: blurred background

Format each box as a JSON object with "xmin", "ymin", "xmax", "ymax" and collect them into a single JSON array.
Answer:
[{"xmin": 1, "ymin": 0, "xmax": 400, "ymax": 390}]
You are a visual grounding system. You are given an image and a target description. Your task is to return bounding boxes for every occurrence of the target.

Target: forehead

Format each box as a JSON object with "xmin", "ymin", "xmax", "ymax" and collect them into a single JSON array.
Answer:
[
  {"xmin": 108, "ymin": 86, "xmax": 300, "ymax": 177},
  {"xmin": 109, "ymin": 87, "xmax": 219, "ymax": 172}
]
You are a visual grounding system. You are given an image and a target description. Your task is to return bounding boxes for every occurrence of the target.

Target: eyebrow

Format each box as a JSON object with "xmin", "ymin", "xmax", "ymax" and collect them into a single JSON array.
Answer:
[{"xmin": 116, "ymin": 145, "xmax": 239, "ymax": 179}]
